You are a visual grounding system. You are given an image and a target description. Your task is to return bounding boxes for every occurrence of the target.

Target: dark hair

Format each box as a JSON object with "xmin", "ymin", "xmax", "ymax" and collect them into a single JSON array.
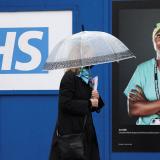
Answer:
[{"xmin": 84, "ymin": 65, "xmax": 94, "ymax": 69}]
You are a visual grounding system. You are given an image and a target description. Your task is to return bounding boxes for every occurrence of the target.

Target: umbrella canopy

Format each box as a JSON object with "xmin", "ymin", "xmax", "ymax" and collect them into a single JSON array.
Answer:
[{"xmin": 44, "ymin": 31, "xmax": 135, "ymax": 70}]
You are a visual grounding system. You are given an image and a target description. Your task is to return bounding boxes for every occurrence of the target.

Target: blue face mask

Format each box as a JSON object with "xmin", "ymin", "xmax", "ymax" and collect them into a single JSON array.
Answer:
[{"xmin": 77, "ymin": 67, "xmax": 92, "ymax": 84}]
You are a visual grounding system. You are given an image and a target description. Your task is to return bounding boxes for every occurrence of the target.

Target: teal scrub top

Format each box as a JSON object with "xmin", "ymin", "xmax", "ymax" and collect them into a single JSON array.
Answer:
[{"xmin": 124, "ymin": 58, "xmax": 160, "ymax": 125}]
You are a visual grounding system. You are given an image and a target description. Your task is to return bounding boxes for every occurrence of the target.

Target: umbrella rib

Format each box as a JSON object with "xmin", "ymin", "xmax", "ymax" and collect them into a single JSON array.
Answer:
[
  {"xmin": 80, "ymin": 32, "xmax": 83, "ymax": 67},
  {"xmin": 102, "ymin": 35, "xmax": 117, "ymax": 60}
]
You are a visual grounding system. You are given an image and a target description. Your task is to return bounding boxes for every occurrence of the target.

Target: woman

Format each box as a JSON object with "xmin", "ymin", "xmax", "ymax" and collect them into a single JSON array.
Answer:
[{"xmin": 49, "ymin": 66, "xmax": 104, "ymax": 160}]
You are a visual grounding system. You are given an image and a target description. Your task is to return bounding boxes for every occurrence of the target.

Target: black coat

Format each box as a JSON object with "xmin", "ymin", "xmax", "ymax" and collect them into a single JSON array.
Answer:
[{"xmin": 49, "ymin": 70, "xmax": 104, "ymax": 160}]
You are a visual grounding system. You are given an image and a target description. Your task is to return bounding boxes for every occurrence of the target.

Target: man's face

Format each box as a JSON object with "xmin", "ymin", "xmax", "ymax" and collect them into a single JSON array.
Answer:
[{"xmin": 155, "ymin": 32, "xmax": 160, "ymax": 51}]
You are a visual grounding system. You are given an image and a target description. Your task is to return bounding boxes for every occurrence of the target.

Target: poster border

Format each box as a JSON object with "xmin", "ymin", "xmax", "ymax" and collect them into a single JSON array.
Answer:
[{"xmin": 112, "ymin": 0, "xmax": 160, "ymax": 152}]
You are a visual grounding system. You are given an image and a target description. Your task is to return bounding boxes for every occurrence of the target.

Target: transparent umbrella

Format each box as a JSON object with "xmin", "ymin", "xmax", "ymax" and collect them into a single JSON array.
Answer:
[{"xmin": 44, "ymin": 31, "xmax": 135, "ymax": 70}]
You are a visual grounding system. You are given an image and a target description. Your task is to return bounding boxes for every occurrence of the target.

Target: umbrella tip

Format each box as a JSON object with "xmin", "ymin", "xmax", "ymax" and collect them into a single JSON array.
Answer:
[{"xmin": 81, "ymin": 25, "xmax": 85, "ymax": 31}]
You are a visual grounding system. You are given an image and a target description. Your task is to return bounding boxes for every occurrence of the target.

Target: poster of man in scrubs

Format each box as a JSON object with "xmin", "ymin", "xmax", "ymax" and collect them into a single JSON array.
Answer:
[{"xmin": 112, "ymin": 3, "xmax": 160, "ymax": 152}]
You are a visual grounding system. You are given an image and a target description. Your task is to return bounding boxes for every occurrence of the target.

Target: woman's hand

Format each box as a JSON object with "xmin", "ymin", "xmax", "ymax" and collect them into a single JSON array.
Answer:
[
  {"xmin": 91, "ymin": 90, "xmax": 99, "ymax": 99},
  {"xmin": 90, "ymin": 98, "xmax": 99, "ymax": 107}
]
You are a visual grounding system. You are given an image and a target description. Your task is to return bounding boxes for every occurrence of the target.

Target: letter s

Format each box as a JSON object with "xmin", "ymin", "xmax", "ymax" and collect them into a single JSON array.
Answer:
[{"xmin": 15, "ymin": 31, "xmax": 43, "ymax": 71}]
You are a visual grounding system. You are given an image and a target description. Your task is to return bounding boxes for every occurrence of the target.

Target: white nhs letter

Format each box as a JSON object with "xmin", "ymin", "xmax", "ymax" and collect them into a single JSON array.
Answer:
[
  {"xmin": 0, "ymin": 32, "xmax": 16, "ymax": 70},
  {"xmin": 15, "ymin": 31, "xmax": 43, "ymax": 71}
]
